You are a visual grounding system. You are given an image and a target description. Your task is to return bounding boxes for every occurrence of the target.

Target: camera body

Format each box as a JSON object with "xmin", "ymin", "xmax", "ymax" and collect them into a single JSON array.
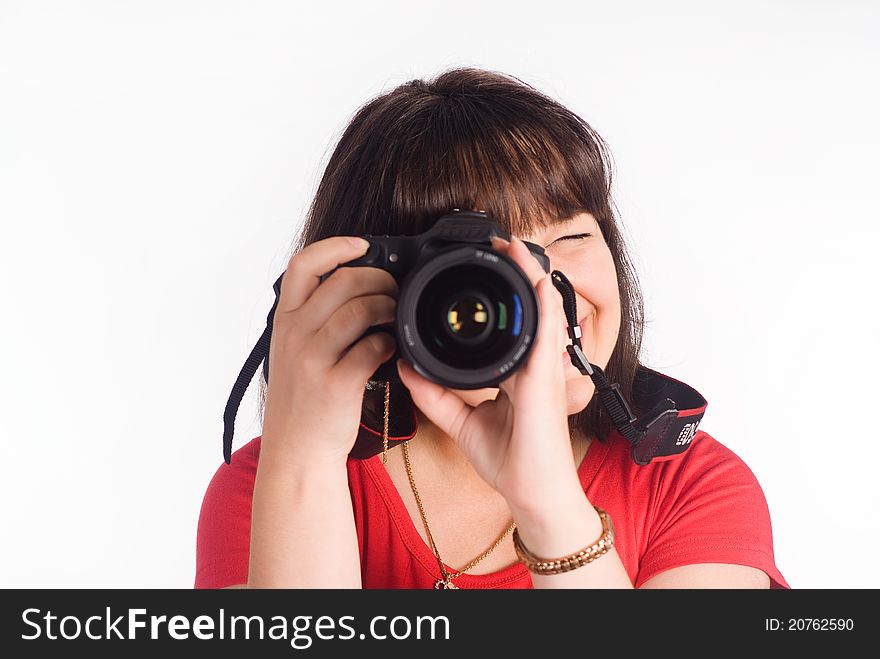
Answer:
[{"xmin": 320, "ymin": 210, "xmax": 551, "ymax": 389}]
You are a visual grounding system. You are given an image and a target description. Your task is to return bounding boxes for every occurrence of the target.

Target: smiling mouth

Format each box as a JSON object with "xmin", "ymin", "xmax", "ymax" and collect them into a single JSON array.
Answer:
[
  {"xmin": 561, "ymin": 318, "xmax": 589, "ymax": 360},
  {"xmin": 562, "ymin": 318, "xmax": 589, "ymax": 347}
]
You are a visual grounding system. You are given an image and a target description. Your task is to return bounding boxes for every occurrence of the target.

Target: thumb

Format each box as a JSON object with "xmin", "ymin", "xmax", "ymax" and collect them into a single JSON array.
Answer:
[{"xmin": 396, "ymin": 359, "xmax": 470, "ymax": 441}]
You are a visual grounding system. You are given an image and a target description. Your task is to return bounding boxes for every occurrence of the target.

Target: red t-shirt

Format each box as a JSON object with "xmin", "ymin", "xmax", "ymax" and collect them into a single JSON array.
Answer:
[{"xmin": 195, "ymin": 429, "xmax": 789, "ymax": 589}]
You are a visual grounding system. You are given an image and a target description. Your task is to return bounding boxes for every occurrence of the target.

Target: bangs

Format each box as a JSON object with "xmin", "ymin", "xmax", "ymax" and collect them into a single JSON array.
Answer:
[{"xmin": 387, "ymin": 91, "xmax": 613, "ymax": 239}]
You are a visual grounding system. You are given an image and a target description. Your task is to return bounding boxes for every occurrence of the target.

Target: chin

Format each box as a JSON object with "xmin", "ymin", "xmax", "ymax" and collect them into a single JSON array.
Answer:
[{"xmin": 564, "ymin": 374, "xmax": 596, "ymax": 416}]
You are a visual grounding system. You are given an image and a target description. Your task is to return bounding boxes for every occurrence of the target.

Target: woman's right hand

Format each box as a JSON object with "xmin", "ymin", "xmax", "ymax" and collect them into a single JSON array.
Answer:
[{"xmin": 260, "ymin": 236, "xmax": 399, "ymax": 467}]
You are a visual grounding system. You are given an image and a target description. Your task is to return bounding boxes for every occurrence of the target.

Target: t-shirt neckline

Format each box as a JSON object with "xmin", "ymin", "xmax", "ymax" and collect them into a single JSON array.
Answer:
[{"xmin": 361, "ymin": 434, "xmax": 611, "ymax": 589}]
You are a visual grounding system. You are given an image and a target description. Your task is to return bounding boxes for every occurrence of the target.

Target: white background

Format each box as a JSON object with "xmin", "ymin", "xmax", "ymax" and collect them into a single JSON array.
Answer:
[{"xmin": 1, "ymin": 1, "xmax": 877, "ymax": 589}]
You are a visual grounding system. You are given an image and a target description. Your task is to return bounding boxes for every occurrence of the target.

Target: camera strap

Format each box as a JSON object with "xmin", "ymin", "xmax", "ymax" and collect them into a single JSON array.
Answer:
[
  {"xmin": 222, "ymin": 270, "xmax": 707, "ymax": 466},
  {"xmin": 550, "ymin": 270, "xmax": 707, "ymax": 465},
  {"xmin": 221, "ymin": 273, "xmax": 284, "ymax": 464}
]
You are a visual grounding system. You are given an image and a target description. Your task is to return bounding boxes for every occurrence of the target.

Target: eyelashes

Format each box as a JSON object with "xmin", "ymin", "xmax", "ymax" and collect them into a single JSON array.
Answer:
[{"xmin": 550, "ymin": 232, "xmax": 593, "ymax": 246}]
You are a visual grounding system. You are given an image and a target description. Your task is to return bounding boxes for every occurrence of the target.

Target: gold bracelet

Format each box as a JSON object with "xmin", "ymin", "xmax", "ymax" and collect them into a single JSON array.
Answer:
[{"xmin": 513, "ymin": 506, "xmax": 615, "ymax": 575}]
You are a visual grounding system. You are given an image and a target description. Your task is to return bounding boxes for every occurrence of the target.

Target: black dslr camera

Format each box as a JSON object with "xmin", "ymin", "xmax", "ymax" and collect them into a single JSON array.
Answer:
[
  {"xmin": 223, "ymin": 209, "xmax": 709, "ymax": 465},
  {"xmin": 319, "ymin": 210, "xmax": 551, "ymax": 389}
]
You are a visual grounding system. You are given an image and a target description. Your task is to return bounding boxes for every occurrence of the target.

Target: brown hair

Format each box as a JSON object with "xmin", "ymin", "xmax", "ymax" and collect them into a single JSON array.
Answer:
[{"xmin": 259, "ymin": 67, "xmax": 645, "ymax": 443}]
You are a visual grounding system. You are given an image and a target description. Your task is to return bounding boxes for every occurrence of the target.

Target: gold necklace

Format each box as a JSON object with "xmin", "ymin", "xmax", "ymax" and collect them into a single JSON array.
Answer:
[
  {"xmin": 380, "ymin": 381, "xmax": 515, "ymax": 589},
  {"xmin": 401, "ymin": 441, "xmax": 516, "ymax": 589}
]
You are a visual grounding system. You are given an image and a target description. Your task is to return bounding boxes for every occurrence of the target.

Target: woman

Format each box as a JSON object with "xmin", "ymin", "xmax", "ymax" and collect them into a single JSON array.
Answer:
[{"xmin": 196, "ymin": 67, "xmax": 789, "ymax": 589}]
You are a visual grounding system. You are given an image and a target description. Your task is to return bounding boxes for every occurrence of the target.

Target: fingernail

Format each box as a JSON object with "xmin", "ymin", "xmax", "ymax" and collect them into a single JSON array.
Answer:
[{"xmin": 349, "ymin": 237, "xmax": 370, "ymax": 251}]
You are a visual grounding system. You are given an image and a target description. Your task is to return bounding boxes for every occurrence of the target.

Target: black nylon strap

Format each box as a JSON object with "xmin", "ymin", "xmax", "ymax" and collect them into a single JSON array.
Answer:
[
  {"xmin": 221, "ymin": 325, "xmax": 270, "ymax": 464},
  {"xmin": 221, "ymin": 274, "xmax": 283, "ymax": 464}
]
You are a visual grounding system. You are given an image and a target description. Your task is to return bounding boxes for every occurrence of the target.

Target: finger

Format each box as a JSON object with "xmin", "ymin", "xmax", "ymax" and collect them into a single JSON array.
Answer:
[
  {"xmin": 502, "ymin": 279, "xmax": 571, "ymax": 454},
  {"xmin": 491, "ymin": 235, "xmax": 563, "ymax": 399},
  {"xmin": 506, "ymin": 235, "xmax": 550, "ymax": 287},
  {"xmin": 396, "ymin": 359, "xmax": 472, "ymax": 442},
  {"xmin": 335, "ymin": 331, "xmax": 397, "ymax": 385},
  {"xmin": 491, "ymin": 234, "xmax": 548, "ymax": 297},
  {"xmin": 520, "ymin": 275, "xmax": 568, "ymax": 381},
  {"xmin": 295, "ymin": 266, "xmax": 398, "ymax": 334},
  {"xmin": 490, "ymin": 235, "xmax": 510, "ymax": 251},
  {"xmin": 314, "ymin": 294, "xmax": 397, "ymax": 363},
  {"xmin": 278, "ymin": 236, "xmax": 372, "ymax": 313},
  {"xmin": 496, "ymin": 274, "xmax": 567, "ymax": 401}
]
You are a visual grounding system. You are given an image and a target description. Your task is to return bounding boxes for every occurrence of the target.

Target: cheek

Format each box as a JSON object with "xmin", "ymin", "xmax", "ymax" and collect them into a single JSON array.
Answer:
[
  {"xmin": 564, "ymin": 375, "xmax": 596, "ymax": 415},
  {"xmin": 591, "ymin": 263, "xmax": 622, "ymax": 360},
  {"xmin": 555, "ymin": 245, "xmax": 622, "ymax": 371},
  {"xmin": 553, "ymin": 244, "xmax": 619, "ymax": 306},
  {"xmin": 583, "ymin": 247, "xmax": 621, "ymax": 317}
]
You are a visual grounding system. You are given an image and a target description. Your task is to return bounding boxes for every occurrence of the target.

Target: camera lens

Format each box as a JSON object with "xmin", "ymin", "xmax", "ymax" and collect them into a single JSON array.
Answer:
[
  {"xmin": 396, "ymin": 245, "xmax": 538, "ymax": 389},
  {"xmin": 417, "ymin": 265, "xmax": 522, "ymax": 371}
]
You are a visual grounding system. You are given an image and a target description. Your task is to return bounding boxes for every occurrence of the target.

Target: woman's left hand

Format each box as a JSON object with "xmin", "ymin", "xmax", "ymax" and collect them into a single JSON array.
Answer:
[{"xmin": 396, "ymin": 235, "xmax": 583, "ymax": 515}]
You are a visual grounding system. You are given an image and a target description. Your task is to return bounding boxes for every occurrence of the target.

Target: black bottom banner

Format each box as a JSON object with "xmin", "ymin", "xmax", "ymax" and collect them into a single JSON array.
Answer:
[{"xmin": 0, "ymin": 588, "xmax": 868, "ymax": 655}]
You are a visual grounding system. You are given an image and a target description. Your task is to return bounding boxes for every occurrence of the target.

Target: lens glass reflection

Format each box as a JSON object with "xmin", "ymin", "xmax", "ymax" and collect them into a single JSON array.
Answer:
[{"xmin": 416, "ymin": 264, "xmax": 523, "ymax": 370}]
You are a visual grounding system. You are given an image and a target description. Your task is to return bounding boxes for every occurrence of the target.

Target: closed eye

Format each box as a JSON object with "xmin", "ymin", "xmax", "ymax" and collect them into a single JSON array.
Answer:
[{"xmin": 549, "ymin": 232, "xmax": 592, "ymax": 246}]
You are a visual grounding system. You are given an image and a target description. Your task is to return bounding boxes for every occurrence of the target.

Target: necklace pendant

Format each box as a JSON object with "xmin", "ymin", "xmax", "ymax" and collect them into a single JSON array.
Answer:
[{"xmin": 434, "ymin": 579, "xmax": 459, "ymax": 590}]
